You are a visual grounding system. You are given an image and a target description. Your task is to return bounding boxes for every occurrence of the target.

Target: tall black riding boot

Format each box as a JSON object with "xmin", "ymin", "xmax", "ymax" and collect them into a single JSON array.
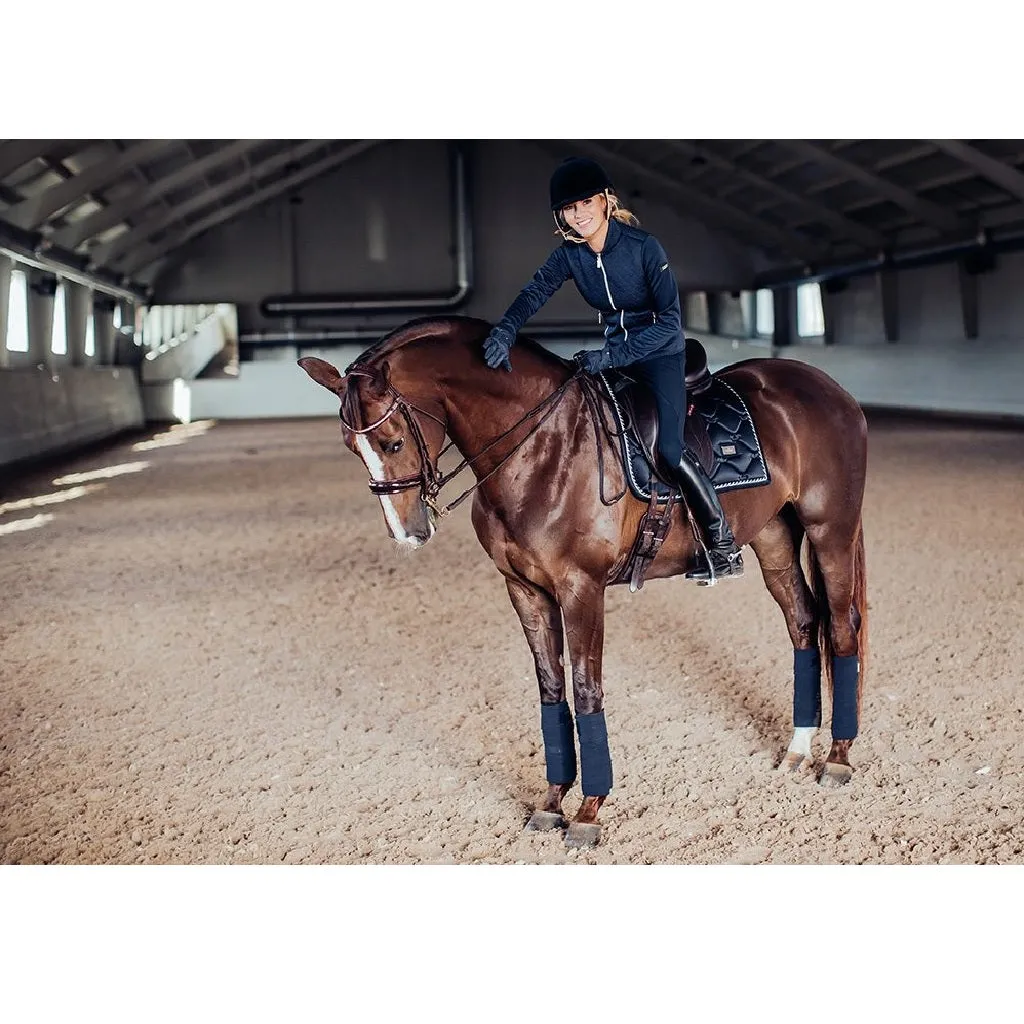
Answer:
[{"xmin": 666, "ymin": 450, "xmax": 744, "ymax": 584}]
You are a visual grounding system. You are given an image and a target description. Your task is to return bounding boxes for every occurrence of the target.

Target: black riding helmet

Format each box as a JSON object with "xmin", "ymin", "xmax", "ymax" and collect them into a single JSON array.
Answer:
[{"xmin": 549, "ymin": 157, "xmax": 614, "ymax": 211}]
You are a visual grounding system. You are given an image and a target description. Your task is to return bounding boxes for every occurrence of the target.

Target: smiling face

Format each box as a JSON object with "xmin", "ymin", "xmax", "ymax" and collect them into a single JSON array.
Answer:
[{"xmin": 560, "ymin": 192, "xmax": 609, "ymax": 243}]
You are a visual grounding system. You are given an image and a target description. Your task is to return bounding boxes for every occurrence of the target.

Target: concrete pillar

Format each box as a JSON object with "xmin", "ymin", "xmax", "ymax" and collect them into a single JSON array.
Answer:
[
  {"xmin": 706, "ymin": 292, "xmax": 721, "ymax": 335},
  {"xmin": 26, "ymin": 270, "xmax": 56, "ymax": 368},
  {"xmin": 958, "ymin": 261, "xmax": 979, "ymax": 340},
  {"xmin": 66, "ymin": 282, "xmax": 91, "ymax": 367},
  {"xmin": 116, "ymin": 299, "xmax": 133, "ymax": 335},
  {"xmin": 740, "ymin": 291, "xmax": 756, "ymax": 339},
  {"xmin": 684, "ymin": 292, "xmax": 710, "ymax": 333},
  {"xmin": 111, "ymin": 299, "xmax": 134, "ymax": 364},
  {"xmin": 94, "ymin": 296, "xmax": 117, "ymax": 366},
  {"xmin": 716, "ymin": 292, "xmax": 747, "ymax": 337},
  {"xmin": 957, "ymin": 248, "xmax": 994, "ymax": 342},
  {"xmin": 0, "ymin": 256, "xmax": 12, "ymax": 369},
  {"xmin": 820, "ymin": 279, "xmax": 847, "ymax": 345},
  {"xmin": 772, "ymin": 286, "xmax": 793, "ymax": 346},
  {"xmin": 878, "ymin": 269, "xmax": 899, "ymax": 343},
  {"xmin": 115, "ymin": 300, "xmax": 145, "ymax": 366}
]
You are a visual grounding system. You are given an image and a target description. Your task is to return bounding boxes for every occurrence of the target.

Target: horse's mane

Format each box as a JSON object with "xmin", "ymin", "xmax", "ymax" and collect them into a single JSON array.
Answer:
[
  {"xmin": 341, "ymin": 316, "xmax": 489, "ymax": 429},
  {"xmin": 345, "ymin": 314, "xmax": 569, "ymax": 374},
  {"xmin": 345, "ymin": 315, "xmax": 489, "ymax": 373}
]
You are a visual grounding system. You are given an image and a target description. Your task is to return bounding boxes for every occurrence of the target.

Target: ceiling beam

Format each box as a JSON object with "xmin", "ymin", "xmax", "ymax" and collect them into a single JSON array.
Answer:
[
  {"xmin": 51, "ymin": 140, "xmax": 269, "ymax": 250},
  {"xmin": 781, "ymin": 140, "xmax": 962, "ymax": 233},
  {"xmin": 91, "ymin": 140, "xmax": 331, "ymax": 268},
  {"xmin": 762, "ymin": 143, "xmax": 936, "ymax": 186},
  {"xmin": 928, "ymin": 139, "xmax": 1024, "ymax": 204},
  {"xmin": 871, "ymin": 143, "xmax": 937, "ymax": 172},
  {"xmin": 123, "ymin": 140, "xmax": 383, "ymax": 275},
  {"xmin": 979, "ymin": 201, "xmax": 1024, "ymax": 230},
  {"xmin": 565, "ymin": 140, "xmax": 823, "ymax": 261},
  {"xmin": 662, "ymin": 140, "xmax": 884, "ymax": 250},
  {"xmin": 4, "ymin": 140, "xmax": 179, "ymax": 230},
  {"xmin": 0, "ymin": 140, "xmax": 63, "ymax": 180}
]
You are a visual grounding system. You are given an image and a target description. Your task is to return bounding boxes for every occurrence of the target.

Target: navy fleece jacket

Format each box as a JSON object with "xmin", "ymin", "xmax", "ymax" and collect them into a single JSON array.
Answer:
[{"xmin": 491, "ymin": 216, "xmax": 685, "ymax": 369}]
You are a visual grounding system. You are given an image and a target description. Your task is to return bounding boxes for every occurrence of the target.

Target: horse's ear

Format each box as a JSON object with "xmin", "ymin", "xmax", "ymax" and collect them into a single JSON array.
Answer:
[{"xmin": 297, "ymin": 356, "xmax": 344, "ymax": 393}]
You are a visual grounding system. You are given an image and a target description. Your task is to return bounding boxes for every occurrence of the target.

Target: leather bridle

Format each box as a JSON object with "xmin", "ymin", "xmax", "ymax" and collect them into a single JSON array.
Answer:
[{"xmin": 341, "ymin": 367, "xmax": 585, "ymax": 518}]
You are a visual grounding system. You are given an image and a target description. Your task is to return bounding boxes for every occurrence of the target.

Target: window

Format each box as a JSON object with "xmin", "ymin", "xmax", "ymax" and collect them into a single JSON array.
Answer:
[
  {"xmin": 51, "ymin": 282, "xmax": 67, "ymax": 355},
  {"xmin": 85, "ymin": 308, "xmax": 95, "ymax": 358},
  {"xmin": 5, "ymin": 270, "xmax": 29, "ymax": 352},
  {"xmin": 755, "ymin": 289, "xmax": 775, "ymax": 337},
  {"xmin": 141, "ymin": 307, "xmax": 159, "ymax": 347},
  {"xmin": 796, "ymin": 282, "xmax": 825, "ymax": 338},
  {"xmin": 161, "ymin": 305, "xmax": 175, "ymax": 343}
]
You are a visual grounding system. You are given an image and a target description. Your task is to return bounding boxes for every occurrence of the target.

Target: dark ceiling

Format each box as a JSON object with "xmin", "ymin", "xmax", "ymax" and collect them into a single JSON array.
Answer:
[{"xmin": 2, "ymin": 139, "xmax": 1022, "ymax": 295}]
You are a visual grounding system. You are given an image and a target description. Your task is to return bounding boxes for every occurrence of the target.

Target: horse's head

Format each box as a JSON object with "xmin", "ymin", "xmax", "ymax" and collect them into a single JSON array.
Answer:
[{"xmin": 298, "ymin": 354, "xmax": 447, "ymax": 549}]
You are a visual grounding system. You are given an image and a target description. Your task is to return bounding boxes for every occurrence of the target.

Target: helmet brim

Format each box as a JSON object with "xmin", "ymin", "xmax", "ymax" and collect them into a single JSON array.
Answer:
[{"xmin": 550, "ymin": 188, "xmax": 611, "ymax": 212}]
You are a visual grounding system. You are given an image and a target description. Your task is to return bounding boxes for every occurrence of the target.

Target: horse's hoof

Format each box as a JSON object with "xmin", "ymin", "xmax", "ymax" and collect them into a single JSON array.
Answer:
[
  {"xmin": 564, "ymin": 822, "xmax": 601, "ymax": 849},
  {"xmin": 525, "ymin": 810, "xmax": 566, "ymax": 832},
  {"xmin": 819, "ymin": 762, "xmax": 853, "ymax": 788},
  {"xmin": 778, "ymin": 752, "xmax": 810, "ymax": 774}
]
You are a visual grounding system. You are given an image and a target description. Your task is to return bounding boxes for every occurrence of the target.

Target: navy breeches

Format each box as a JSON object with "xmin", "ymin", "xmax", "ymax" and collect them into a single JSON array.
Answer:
[{"xmin": 628, "ymin": 353, "xmax": 688, "ymax": 467}]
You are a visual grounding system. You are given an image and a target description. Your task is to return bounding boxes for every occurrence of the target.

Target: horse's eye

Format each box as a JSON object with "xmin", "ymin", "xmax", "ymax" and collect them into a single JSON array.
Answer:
[{"xmin": 384, "ymin": 438, "xmax": 404, "ymax": 455}]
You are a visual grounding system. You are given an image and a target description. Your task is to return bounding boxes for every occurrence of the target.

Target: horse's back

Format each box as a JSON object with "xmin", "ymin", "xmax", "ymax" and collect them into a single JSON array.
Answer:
[
  {"xmin": 714, "ymin": 355, "xmax": 867, "ymax": 527},
  {"xmin": 719, "ymin": 356, "xmax": 866, "ymax": 434}
]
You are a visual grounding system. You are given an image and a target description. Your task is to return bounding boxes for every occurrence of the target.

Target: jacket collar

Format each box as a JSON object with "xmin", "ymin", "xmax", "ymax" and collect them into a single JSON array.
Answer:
[
  {"xmin": 588, "ymin": 214, "xmax": 623, "ymax": 257},
  {"xmin": 598, "ymin": 215, "xmax": 622, "ymax": 254}
]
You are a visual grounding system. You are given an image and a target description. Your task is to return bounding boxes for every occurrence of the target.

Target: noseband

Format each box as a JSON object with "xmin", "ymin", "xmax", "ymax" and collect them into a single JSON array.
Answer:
[
  {"xmin": 340, "ymin": 366, "xmax": 583, "ymax": 518},
  {"xmin": 341, "ymin": 369, "xmax": 446, "ymax": 508}
]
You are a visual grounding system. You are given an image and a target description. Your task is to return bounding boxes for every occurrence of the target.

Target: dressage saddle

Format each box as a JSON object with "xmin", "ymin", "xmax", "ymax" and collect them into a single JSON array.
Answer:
[{"xmin": 600, "ymin": 338, "xmax": 770, "ymax": 501}]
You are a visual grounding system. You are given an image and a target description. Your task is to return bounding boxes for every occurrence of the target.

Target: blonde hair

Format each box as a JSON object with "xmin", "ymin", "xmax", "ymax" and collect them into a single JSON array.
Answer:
[
  {"xmin": 554, "ymin": 190, "xmax": 639, "ymax": 243},
  {"xmin": 608, "ymin": 192, "xmax": 639, "ymax": 226}
]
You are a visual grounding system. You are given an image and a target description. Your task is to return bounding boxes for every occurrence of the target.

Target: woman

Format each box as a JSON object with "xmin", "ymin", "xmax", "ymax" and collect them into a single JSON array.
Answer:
[{"xmin": 482, "ymin": 156, "xmax": 743, "ymax": 583}]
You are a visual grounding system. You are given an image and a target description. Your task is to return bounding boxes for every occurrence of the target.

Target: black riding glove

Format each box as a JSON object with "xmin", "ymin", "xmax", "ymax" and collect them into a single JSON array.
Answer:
[
  {"xmin": 483, "ymin": 327, "xmax": 514, "ymax": 372},
  {"xmin": 573, "ymin": 348, "xmax": 613, "ymax": 375}
]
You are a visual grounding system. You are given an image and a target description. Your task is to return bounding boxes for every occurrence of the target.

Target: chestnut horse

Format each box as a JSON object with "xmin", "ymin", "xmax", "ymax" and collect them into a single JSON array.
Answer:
[{"xmin": 298, "ymin": 315, "xmax": 868, "ymax": 848}]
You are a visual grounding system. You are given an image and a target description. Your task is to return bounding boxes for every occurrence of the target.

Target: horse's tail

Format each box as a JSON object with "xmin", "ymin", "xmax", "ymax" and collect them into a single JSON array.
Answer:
[{"xmin": 809, "ymin": 519, "xmax": 868, "ymax": 712}]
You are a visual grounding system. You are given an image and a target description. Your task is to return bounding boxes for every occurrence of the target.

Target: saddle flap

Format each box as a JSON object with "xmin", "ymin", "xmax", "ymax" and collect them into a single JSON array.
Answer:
[
  {"xmin": 598, "ymin": 338, "xmax": 771, "ymax": 504},
  {"xmin": 603, "ymin": 338, "xmax": 717, "ymax": 478},
  {"xmin": 604, "ymin": 368, "xmax": 659, "ymax": 464}
]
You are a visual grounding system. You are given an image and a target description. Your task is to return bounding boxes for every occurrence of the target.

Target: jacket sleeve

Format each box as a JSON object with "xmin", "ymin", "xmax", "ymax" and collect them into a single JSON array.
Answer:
[
  {"xmin": 605, "ymin": 235, "xmax": 683, "ymax": 367},
  {"xmin": 491, "ymin": 246, "xmax": 572, "ymax": 344}
]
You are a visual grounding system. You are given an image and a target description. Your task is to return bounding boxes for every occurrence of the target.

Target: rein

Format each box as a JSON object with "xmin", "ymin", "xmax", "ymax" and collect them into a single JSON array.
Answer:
[
  {"xmin": 342, "ymin": 367, "xmax": 595, "ymax": 517},
  {"xmin": 577, "ymin": 373, "xmax": 629, "ymax": 506}
]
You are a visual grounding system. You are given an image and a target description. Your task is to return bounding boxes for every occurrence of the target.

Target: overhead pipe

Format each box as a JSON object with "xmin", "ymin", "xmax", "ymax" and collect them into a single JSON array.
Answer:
[
  {"xmin": 259, "ymin": 141, "xmax": 474, "ymax": 318},
  {"xmin": 755, "ymin": 226, "xmax": 1024, "ymax": 291},
  {"xmin": 0, "ymin": 221, "xmax": 150, "ymax": 303}
]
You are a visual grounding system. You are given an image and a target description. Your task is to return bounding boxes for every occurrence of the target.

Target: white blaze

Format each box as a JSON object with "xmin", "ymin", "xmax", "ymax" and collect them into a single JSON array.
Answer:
[{"xmin": 354, "ymin": 435, "xmax": 409, "ymax": 543}]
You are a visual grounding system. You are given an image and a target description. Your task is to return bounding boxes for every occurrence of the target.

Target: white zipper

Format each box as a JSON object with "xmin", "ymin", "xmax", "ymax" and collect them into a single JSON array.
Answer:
[
  {"xmin": 595, "ymin": 252, "xmax": 616, "ymax": 309},
  {"xmin": 596, "ymin": 251, "xmax": 629, "ymax": 350}
]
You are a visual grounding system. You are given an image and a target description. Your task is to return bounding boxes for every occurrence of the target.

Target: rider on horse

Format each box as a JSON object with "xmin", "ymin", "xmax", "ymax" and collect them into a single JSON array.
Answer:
[{"xmin": 482, "ymin": 156, "xmax": 744, "ymax": 583}]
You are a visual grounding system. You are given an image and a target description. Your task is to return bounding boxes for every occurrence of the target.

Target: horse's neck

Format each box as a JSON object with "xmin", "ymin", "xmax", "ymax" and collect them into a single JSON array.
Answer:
[{"xmin": 440, "ymin": 368, "xmax": 579, "ymax": 484}]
